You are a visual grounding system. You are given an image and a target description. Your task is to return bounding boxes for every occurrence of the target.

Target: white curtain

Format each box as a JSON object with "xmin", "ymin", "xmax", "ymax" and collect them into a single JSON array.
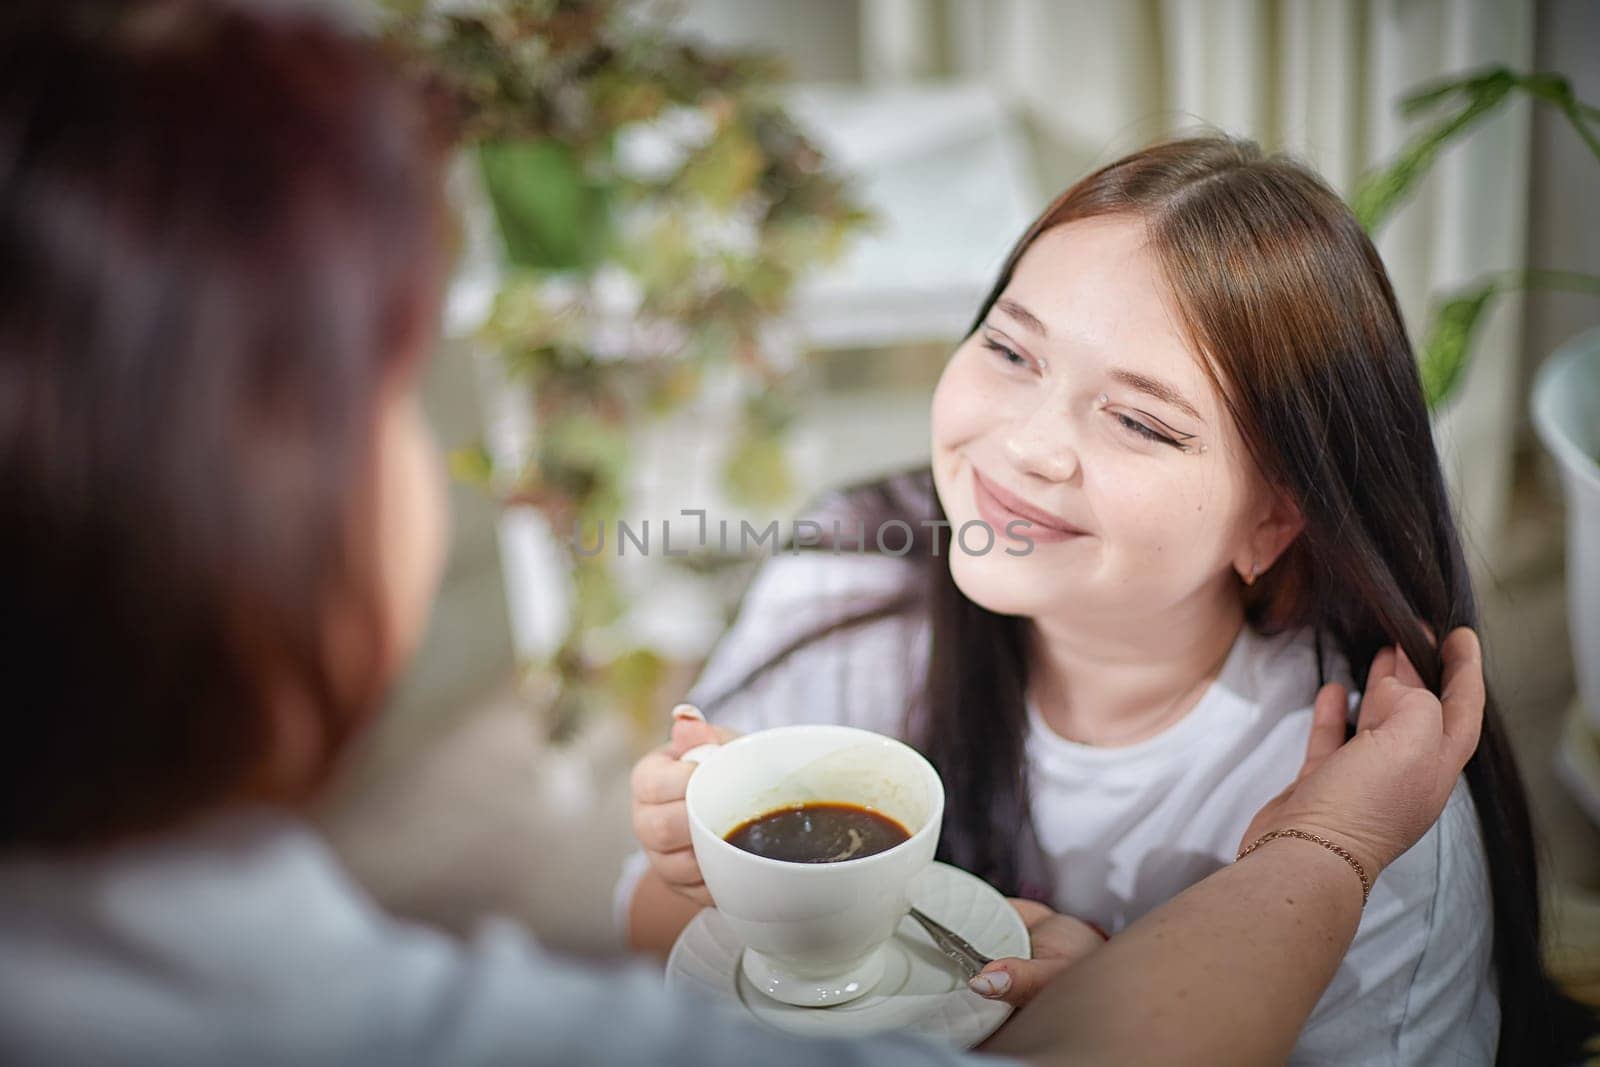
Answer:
[{"xmin": 861, "ymin": 0, "xmax": 1535, "ymax": 567}]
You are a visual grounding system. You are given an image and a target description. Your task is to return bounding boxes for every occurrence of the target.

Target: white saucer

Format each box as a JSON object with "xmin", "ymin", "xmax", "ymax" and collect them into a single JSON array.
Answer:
[{"xmin": 665, "ymin": 861, "xmax": 1030, "ymax": 1048}]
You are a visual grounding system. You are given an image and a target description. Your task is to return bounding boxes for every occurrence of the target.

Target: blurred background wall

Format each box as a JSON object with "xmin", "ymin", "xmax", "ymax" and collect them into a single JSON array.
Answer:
[{"xmin": 318, "ymin": 0, "xmax": 1600, "ymax": 984}]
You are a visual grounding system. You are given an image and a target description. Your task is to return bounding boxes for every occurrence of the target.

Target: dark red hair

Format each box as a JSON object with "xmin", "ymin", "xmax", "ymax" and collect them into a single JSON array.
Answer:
[{"xmin": 0, "ymin": 0, "xmax": 450, "ymax": 849}]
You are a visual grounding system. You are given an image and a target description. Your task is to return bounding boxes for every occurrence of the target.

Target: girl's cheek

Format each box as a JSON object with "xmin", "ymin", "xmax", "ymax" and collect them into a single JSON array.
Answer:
[
  {"xmin": 1098, "ymin": 466, "xmax": 1211, "ymax": 549},
  {"xmin": 1143, "ymin": 472, "xmax": 1247, "ymax": 578},
  {"xmin": 933, "ymin": 348, "xmax": 990, "ymax": 442}
]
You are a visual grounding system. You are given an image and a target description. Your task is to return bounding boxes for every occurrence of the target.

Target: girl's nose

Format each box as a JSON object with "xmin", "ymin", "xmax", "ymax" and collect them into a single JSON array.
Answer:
[{"xmin": 1002, "ymin": 400, "xmax": 1080, "ymax": 484}]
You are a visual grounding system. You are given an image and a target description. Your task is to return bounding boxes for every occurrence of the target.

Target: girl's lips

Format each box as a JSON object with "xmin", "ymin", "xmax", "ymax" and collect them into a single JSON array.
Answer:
[{"xmin": 971, "ymin": 468, "xmax": 1087, "ymax": 544}]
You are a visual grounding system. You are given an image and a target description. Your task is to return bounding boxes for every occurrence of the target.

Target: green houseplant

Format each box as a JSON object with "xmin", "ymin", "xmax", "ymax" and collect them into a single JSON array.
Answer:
[
  {"xmin": 1351, "ymin": 66, "xmax": 1600, "ymax": 407},
  {"xmin": 388, "ymin": 0, "xmax": 868, "ymax": 734}
]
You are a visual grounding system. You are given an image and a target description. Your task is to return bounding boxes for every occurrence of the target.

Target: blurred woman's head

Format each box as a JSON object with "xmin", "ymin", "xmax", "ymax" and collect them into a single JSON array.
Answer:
[{"xmin": 0, "ymin": 0, "xmax": 451, "ymax": 850}]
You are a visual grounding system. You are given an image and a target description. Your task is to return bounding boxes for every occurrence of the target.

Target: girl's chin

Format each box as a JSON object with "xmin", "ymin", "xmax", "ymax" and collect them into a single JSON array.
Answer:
[{"xmin": 947, "ymin": 549, "xmax": 1065, "ymax": 619}]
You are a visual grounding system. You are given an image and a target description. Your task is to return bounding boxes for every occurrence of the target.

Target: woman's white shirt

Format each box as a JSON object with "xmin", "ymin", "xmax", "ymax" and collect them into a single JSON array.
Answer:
[{"xmin": 619, "ymin": 549, "xmax": 1499, "ymax": 1066}]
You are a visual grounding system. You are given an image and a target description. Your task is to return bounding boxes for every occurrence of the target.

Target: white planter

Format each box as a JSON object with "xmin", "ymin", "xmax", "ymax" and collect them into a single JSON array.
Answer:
[{"xmin": 1531, "ymin": 326, "xmax": 1600, "ymax": 825}]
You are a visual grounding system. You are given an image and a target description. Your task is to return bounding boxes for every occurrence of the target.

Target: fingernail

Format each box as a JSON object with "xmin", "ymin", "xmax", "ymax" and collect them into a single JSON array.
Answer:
[
  {"xmin": 671, "ymin": 704, "xmax": 705, "ymax": 722},
  {"xmin": 968, "ymin": 970, "xmax": 1011, "ymax": 998}
]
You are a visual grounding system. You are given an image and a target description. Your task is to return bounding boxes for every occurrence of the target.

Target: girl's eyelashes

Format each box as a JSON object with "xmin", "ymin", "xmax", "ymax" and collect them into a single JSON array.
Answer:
[
  {"xmin": 1114, "ymin": 411, "xmax": 1181, "ymax": 447},
  {"xmin": 980, "ymin": 334, "xmax": 1032, "ymax": 370},
  {"xmin": 1095, "ymin": 393, "xmax": 1206, "ymax": 454}
]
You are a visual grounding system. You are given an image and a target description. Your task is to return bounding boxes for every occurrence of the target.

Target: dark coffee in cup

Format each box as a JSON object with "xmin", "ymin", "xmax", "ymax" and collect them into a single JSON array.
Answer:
[{"xmin": 724, "ymin": 802, "xmax": 910, "ymax": 864}]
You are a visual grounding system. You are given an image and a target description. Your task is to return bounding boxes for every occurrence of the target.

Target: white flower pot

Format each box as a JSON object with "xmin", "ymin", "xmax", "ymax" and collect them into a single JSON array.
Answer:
[{"xmin": 1531, "ymin": 326, "xmax": 1600, "ymax": 825}]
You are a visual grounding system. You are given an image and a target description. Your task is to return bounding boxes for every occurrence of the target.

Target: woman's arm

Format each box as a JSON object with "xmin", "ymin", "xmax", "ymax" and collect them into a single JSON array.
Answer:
[
  {"xmin": 985, "ymin": 628, "xmax": 1486, "ymax": 1066},
  {"xmin": 985, "ymin": 834, "xmax": 1360, "ymax": 1064}
]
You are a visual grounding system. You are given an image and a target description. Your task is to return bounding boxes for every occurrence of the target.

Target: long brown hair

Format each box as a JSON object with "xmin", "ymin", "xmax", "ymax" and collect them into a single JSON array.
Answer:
[
  {"xmin": 0, "ymin": 1, "xmax": 449, "ymax": 849},
  {"xmin": 714, "ymin": 136, "xmax": 1589, "ymax": 1062}
]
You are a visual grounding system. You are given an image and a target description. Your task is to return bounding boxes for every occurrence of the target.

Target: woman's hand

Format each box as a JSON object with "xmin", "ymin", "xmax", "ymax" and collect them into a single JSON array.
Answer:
[
  {"xmin": 628, "ymin": 705, "xmax": 741, "ymax": 907},
  {"xmin": 1240, "ymin": 626, "xmax": 1485, "ymax": 881},
  {"xmin": 968, "ymin": 899, "xmax": 1107, "ymax": 1007}
]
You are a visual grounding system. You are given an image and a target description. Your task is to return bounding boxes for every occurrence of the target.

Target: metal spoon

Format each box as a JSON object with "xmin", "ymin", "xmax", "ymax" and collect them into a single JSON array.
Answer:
[{"xmin": 908, "ymin": 906, "xmax": 993, "ymax": 980}]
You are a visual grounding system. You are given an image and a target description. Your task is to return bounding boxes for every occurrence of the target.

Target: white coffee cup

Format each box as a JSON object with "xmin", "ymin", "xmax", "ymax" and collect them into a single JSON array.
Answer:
[{"xmin": 683, "ymin": 724, "xmax": 944, "ymax": 1008}]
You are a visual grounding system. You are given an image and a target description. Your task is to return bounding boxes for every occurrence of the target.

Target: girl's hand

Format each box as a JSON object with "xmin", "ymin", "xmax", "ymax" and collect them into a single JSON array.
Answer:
[
  {"xmin": 628, "ymin": 705, "xmax": 741, "ymax": 907},
  {"xmin": 1240, "ymin": 626, "xmax": 1485, "ymax": 881},
  {"xmin": 967, "ymin": 899, "xmax": 1107, "ymax": 1007}
]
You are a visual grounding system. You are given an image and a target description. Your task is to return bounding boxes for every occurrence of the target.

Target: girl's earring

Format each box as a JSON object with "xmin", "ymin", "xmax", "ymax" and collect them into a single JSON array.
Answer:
[{"xmin": 1245, "ymin": 560, "xmax": 1258, "ymax": 586}]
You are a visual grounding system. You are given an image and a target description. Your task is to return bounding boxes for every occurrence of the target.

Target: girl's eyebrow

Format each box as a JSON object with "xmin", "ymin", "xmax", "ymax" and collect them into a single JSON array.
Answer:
[
  {"xmin": 996, "ymin": 297, "xmax": 1049, "ymax": 336},
  {"xmin": 1109, "ymin": 368, "xmax": 1205, "ymax": 424}
]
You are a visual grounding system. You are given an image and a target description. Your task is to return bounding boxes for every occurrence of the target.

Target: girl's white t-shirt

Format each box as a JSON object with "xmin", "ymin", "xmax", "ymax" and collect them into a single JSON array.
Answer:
[{"xmin": 617, "ymin": 548, "xmax": 1499, "ymax": 1065}]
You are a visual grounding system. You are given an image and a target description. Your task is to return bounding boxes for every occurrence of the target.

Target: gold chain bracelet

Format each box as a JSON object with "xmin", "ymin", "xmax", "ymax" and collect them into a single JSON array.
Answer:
[{"xmin": 1236, "ymin": 828, "xmax": 1371, "ymax": 906}]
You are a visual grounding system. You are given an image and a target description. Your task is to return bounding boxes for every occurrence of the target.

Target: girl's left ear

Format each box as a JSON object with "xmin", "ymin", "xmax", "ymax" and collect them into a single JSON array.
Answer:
[{"xmin": 1236, "ymin": 490, "xmax": 1305, "ymax": 584}]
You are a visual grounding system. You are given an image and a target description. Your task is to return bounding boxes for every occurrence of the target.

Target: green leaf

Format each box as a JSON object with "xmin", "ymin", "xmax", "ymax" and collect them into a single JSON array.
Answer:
[
  {"xmin": 680, "ymin": 124, "xmax": 765, "ymax": 209},
  {"xmin": 596, "ymin": 647, "xmax": 669, "ymax": 731},
  {"xmin": 1352, "ymin": 73, "xmax": 1512, "ymax": 232},
  {"xmin": 1558, "ymin": 96, "xmax": 1600, "ymax": 167},
  {"xmin": 572, "ymin": 553, "xmax": 623, "ymax": 630},
  {"xmin": 593, "ymin": 75, "xmax": 668, "ymax": 126},
  {"xmin": 449, "ymin": 442, "xmax": 496, "ymax": 487},
  {"xmin": 542, "ymin": 411, "xmax": 632, "ymax": 485},
  {"xmin": 1359, "ymin": 67, "xmax": 1600, "ymax": 231},
  {"xmin": 1510, "ymin": 73, "xmax": 1600, "ymax": 166},
  {"xmin": 1398, "ymin": 66, "xmax": 1511, "ymax": 116},
  {"xmin": 479, "ymin": 140, "xmax": 610, "ymax": 270},
  {"xmin": 625, "ymin": 214, "xmax": 698, "ymax": 297},
  {"xmin": 721, "ymin": 429, "xmax": 792, "ymax": 509},
  {"xmin": 1511, "ymin": 71, "xmax": 1574, "ymax": 106},
  {"xmin": 644, "ymin": 359, "xmax": 703, "ymax": 414},
  {"xmin": 1419, "ymin": 283, "xmax": 1499, "ymax": 409}
]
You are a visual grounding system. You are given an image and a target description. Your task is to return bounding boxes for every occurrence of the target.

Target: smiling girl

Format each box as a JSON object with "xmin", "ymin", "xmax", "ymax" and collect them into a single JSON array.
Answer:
[{"xmin": 626, "ymin": 137, "xmax": 1575, "ymax": 1063}]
